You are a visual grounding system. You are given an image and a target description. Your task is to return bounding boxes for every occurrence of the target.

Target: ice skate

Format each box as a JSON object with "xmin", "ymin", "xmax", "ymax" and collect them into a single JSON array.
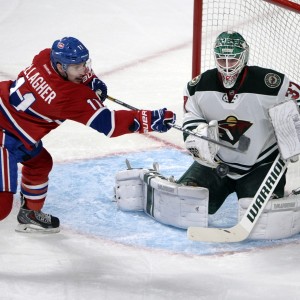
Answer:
[{"xmin": 16, "ymin": 194, "xmax": 60, "ymax": 234}]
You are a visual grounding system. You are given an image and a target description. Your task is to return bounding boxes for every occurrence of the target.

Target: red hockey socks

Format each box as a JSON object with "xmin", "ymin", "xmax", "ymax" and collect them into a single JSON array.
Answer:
[{"xmin": 0, "ymin": 192, "xmax": 13, "ymax": 220}]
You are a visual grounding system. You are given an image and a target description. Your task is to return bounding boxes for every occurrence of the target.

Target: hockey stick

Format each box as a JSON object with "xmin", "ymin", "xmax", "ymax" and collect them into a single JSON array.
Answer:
[
  {"xmin": 187, "ymin": 153, "xmax": 287, "ymax": 242},
  {"xmin": 107, "ymin": 95, "xmax": 138, "ymax": 111},
  {"xmin": 107, "ymin": 95, "xmax": 250, "ymax": 153},
  {"xmin": 171, "ymin": 123, "xmax": 250, "ymax": 153}
]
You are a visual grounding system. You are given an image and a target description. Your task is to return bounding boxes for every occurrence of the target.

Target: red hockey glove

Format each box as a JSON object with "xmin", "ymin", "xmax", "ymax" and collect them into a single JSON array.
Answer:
[{"xmin": 130, "ymin": 108, "xmax": 176, "ymax": 133}]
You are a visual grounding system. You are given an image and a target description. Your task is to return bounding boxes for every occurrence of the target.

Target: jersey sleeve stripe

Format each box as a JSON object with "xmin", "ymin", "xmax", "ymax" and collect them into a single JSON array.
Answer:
[
  {"xmin": 86, "ymin": 107, "xmax": 115, "ymax": 137},
  {"xmin": 28, "ymin": 108, "xmax": 63, "ymax": 124},
  {"xmin": 0, "ymin": 97, "xmax": 37, "ymax": 145}
]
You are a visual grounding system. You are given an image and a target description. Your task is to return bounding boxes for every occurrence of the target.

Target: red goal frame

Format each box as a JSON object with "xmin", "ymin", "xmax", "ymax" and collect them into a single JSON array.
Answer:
[{"xmin": 192, "ymin": 0, "xmax": 300, "ymax": 78}]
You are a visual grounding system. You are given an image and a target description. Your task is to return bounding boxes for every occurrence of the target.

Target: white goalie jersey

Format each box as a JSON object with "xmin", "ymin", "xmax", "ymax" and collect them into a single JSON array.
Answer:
[{"xmin": 183, "ymin": 66, "xmax": 300, "ymax": 179}]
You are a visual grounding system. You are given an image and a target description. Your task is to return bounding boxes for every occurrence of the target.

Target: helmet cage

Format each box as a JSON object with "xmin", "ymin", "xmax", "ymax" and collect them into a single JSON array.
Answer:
[{"xmin": 214, "ymin": 32, "xmax": 249, "ymax": 88}]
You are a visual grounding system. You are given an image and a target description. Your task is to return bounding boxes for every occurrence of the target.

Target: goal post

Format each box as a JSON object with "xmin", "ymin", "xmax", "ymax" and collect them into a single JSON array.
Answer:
[
  {"xmin": 192, "ymin": 0, "xmax": 203, "ymax": 79},
  {"xmin": 264, "ymin": 0, "xmax": 300, "ymax": 13},
  {"xmin": 192, "ymin": 0, "xmax": 300, "ymax": 79}
]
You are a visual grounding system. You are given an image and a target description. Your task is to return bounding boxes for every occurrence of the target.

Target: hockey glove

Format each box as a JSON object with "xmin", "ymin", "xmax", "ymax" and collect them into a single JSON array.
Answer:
[
  {"xmin": 130, "ymin": 108, "xmax": 176, "ymax": 133},
  {"xmin": 185, "ymin": 120, "xmax": 220, "ymax": 168},
  {"xmin": 88, "ymin": 78, "xmax": 107, "ymax": 102}
]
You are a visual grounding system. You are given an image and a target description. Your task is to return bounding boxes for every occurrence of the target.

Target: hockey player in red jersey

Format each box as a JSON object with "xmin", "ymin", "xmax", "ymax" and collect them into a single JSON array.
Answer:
[{"xmin": 0, "ymin": 36, "xmax": 176, "ymax": 233}]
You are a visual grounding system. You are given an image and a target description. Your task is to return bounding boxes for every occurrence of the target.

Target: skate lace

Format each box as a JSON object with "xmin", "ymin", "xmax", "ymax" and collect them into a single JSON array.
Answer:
[{"xmin": 35, "ymin": 211, "xmax": 52, "ymax": 224}]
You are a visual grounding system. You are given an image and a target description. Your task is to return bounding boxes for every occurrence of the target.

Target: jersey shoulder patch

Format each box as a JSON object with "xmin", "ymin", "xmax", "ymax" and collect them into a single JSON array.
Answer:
[
  {"xmin": 187, "ymin": 68, "xmax": 220, "ymax": 96},
  {"xmin": 188, "ymin": 74, "xmax": 202, "ymax": 86},
  {"xmin": 264, "ymin": 72, "xmax": 282, "ymax": 89},
  {"xmin": 240, "ymin": 66, "xmax": 285, "ymax": 96}
]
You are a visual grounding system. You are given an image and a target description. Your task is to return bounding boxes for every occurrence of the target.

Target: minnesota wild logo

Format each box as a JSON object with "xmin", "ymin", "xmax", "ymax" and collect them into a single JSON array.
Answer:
[
  {"xmin": 218, "ymin": 116, "xmax": 252, "ymax": 145},
  {"xmin": 264, "ymin": 73, "xmax": 281, "ymax": 88}
]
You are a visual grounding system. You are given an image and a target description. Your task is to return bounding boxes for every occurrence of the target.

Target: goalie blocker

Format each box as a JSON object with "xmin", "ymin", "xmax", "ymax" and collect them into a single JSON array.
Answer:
[{"xmin": 269, "ymin": 99, "xmax": 300, "ymax": 160}]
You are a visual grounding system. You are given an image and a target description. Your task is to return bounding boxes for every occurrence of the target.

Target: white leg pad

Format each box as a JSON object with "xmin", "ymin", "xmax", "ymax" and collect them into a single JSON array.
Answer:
[
  {"xmin": 115, "ymin": 168, "xmax": 209, "ymax": 229},
  {"xmin": 239, "ymin": 195, "xmax": 300, "ymax": 240},
  {"xmin": 115, "ymin": 169, "xmax": 146, "ymax": 211},
  {"xmin": 142, "ymin": 171, "xmax": 209, "ymax": 229}
]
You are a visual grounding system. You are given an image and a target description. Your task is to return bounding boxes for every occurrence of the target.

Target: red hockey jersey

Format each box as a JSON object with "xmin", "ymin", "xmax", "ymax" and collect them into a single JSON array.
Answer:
[{"xmin": 0, "ymin": 48, "xmax": 137, "ymax": 149}]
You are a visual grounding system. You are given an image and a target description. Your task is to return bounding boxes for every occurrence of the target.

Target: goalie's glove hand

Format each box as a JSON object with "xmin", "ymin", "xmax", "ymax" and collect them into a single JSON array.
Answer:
[
  {"xmin": 130, "ymin": 108, "xmax": 176, "ymax": 133},
  {"xmin": 185, "ymin": 120, "xmax": 220, "ymax": 168},
  {"xmin": 88, "ymin": 78, "xmax": 107, "ymax": 102}
]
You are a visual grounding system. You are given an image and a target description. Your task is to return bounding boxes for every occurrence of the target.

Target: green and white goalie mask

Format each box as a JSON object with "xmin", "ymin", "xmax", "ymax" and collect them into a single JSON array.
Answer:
[{"xmin": 214, "ymin": 31, "xmax": 249, "ymax": 88}]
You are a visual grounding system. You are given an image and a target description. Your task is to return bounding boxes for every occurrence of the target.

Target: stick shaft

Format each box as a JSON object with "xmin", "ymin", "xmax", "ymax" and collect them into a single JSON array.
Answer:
[
  {"xmin": 187, "ymin": 154, "xmax": 287, "ymax": 242},
  {"xmin": 107, "ymin": 95, "xmax": 138, "ymax": 111},
  {"xmin": 170, "ymin": 124, "xmax": 245, "ymax": 153},
  {"xmin": 107, "ymin": 95, "xmax": 247, "ymax": 152}
]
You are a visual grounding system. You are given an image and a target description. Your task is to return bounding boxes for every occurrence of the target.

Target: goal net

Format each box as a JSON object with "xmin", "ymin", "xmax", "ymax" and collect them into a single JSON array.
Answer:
[
  {"xmin": 194, "ymin": 0, "xmax": 300, "ymax": 83},
  {"xmin": 193, "ymin": 0, "xmax": 300, "ymax": 192}
]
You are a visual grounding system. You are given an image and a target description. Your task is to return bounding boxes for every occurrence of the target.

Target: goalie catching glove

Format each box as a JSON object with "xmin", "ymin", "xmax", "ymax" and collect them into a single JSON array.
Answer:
[
  {"xmin": 185, "ymin": 120, "xmax": 220, "ymax": 168},
  {"xmin": 130, "ymin": 108, "xmax": 176, "ymax": 133}
]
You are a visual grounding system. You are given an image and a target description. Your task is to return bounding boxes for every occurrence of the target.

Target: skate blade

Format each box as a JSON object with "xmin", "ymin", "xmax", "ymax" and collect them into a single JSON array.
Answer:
[{"xmin": 15, "ymin": 223, "xmax": 60, "ymax": 234}]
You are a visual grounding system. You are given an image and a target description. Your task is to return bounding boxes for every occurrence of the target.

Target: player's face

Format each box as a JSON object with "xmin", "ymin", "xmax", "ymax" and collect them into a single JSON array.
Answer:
[
  {"xmin": 66, "ymin": 59, "xmax": 91, "ymax": 84},
  {"xmin": 217, "ymin": 58, "xmax": 239, "ymax": 72}
]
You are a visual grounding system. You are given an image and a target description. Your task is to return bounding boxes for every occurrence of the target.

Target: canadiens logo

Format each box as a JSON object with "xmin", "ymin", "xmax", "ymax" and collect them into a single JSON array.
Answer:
[
  {"xmin": 218, "ymin": 116, "xmax": 252, "ymax": 145},
  {"xmin": 188, "ymin": 75, "xmax": 201, "ymax": 86},
  {"xmin": 57, "ymin": 42, "xmax": 65, "ymax": 49},
  {"xmin": 264, "ymin": 73, "xmax": 281, "ymax": 88}
]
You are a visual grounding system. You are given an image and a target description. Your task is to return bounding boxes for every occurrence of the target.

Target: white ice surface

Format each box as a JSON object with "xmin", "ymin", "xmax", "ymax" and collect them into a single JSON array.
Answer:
[{"xmin": 0, "ymin": 0, "xmax": 300, "ymax": 299}]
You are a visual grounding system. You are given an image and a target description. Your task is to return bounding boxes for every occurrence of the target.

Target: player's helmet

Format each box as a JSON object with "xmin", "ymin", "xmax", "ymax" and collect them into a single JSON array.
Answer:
[
  {"xmin": 50, "ymin": 37, "xmax": 89, "ymax": 71},
  {"xmin": 214, "ymin": 31, "xmax": 249, "ymax": 88}
]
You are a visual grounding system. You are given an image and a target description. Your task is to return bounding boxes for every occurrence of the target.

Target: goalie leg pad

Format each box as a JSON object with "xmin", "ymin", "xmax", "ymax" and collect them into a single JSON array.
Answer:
[
  {"xmin": 239, "ymin": 195, "xmax": 300, "ymax": 240},
  {"xmin": 142, "ymin": 172, "xmax": 209, "ymax": 229},
  {"xmin": 115, "ymin": 168, "xmax": 209, "ymax": 229},
  {"xmin": 115, "ymin": 169, "xmax": 146, "ymax": 211}
]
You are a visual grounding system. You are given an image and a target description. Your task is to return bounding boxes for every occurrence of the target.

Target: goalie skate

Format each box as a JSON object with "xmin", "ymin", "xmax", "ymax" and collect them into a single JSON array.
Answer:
[{"xmin": 16, "ymin": 207, "xmax": 60, "ymax": 234}]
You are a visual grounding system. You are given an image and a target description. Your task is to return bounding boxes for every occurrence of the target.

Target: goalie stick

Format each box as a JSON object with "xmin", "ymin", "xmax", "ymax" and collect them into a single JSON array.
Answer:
[
  {"xmin": 107, "ymin": 95, "xmax": 250, "ymax": 153},
  {"xmin": 187, "ymin": 153, "xmax": 288, "ymax": 243}
]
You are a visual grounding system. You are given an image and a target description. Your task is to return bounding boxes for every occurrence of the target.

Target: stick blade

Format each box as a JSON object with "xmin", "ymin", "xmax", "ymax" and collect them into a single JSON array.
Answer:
[{"xmin": 187, "ymin": 224, "xmax": 249, "ymax": 243}]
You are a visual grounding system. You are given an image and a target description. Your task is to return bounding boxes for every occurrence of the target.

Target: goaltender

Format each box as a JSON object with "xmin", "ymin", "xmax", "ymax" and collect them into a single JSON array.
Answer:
[{"xmin": 115, "ymin": 31, "xmax": 300, "ymax": 241}]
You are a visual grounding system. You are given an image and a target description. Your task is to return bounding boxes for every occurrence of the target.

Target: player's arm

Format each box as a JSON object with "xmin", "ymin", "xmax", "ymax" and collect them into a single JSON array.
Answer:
[
  {"xmin": 182, "ymin": 85, "xmax": 207, "ymax": 140},
  {"xmin": 69, "ymin": 87, "xmax": 175, "ymax": 136},
  {"xmin": 87, "ymin": 107, "xmax": 176, "ymax": 137},
  {"xmin": 182, "ymin": 85, "xmax": 220, "ymax": 167}
]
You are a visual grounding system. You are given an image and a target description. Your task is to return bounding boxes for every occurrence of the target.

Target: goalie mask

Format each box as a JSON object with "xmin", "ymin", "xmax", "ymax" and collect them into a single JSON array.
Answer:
[{"xmin": 214, "ymin": 31, "xmax": 249, "ymax": 88}]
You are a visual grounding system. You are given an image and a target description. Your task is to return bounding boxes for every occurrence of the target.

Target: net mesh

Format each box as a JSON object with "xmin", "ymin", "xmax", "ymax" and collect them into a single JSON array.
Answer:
[{"xmin": 200, "ymin": 0, "xmax": 300, "ymax": 82}]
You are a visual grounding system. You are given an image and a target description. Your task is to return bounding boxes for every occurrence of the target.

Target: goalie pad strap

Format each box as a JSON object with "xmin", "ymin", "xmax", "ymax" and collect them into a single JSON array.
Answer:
[{"xmin": 239, "ymin": 195, "xmax": 300, "ymax": 240}]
